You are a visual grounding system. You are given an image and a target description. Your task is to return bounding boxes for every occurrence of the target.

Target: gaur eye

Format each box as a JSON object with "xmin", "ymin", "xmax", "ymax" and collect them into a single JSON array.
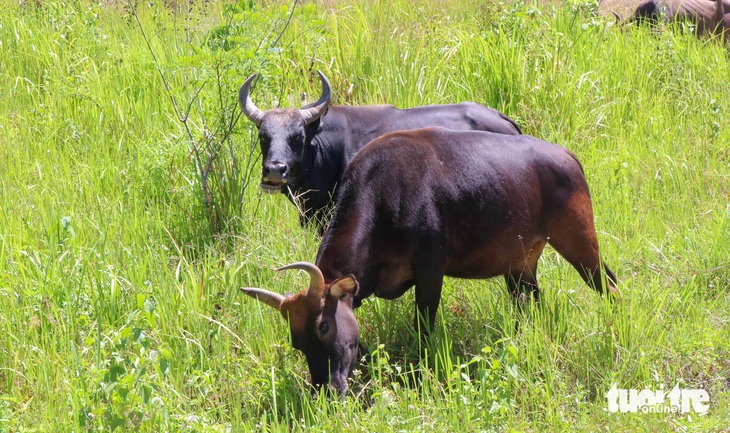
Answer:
[
  {"xmin": 318, "ymin": 321, "xmax": 329, "ymax": 334},
  {"xmin": 292, "ymin": 131, "xmax": 305, "ymax": 144}
]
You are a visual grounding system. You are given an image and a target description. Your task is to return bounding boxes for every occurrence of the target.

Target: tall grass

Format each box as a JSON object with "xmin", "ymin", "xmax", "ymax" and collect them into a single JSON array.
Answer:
[{"xmin": 0, "ymin": 0, "xmax": 728, "ymax": 431}]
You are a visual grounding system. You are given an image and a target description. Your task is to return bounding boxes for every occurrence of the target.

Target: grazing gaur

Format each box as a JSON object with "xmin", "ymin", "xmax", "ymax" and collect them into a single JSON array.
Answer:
[
  {"xmin": 239, "ymin": 71, "xmax": 522, "ymax": 234},
  {"xmin": 610, "ymin": 0, "xmax": 730, "ymax": 39},
  {"xmin": 241, "ymin": 127, "xmax": 619, "ymax": 395}
]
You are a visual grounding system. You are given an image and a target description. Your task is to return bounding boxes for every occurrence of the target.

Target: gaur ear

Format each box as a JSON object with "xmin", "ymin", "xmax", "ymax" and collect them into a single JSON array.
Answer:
[
  {"xmin": 328, "ymin": 275, "xmax": 358, "ymax": 300},
  {"xmin": 240, "ymin": 287, "xmax": 284, "ymax": 311}
]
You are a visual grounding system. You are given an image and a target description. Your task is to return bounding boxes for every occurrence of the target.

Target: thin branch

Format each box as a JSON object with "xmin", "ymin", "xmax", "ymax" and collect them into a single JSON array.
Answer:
[
  {"xmin": 128, "ymin": 0, "xmax": 182, "ymax": 121},
  {"xmin": 269, "ymin": 0, "xmax": 301, "ymax": 49}
]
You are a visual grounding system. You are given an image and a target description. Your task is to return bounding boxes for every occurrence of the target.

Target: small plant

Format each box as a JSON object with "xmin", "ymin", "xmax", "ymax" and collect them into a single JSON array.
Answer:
[
  {"xmin": 71, "ymin": 294, "xmax": 172, "ymax": 430},
  {"xmin": 126, "ymin": 0, "xmax": 319, "ymax": 241}
]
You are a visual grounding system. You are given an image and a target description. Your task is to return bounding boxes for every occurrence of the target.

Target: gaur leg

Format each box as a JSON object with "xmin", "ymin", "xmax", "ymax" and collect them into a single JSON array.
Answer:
[
  {"xmin": 546, "ymin": 192, "xmax": 619, "ymax": 298},
  {"xmin": 505, "ymin": 239, "xmax": 545, "ymax": 309},
  {"xmin": 505, "ymin": 270, "xmax": 538, "ymax": 332},
  {"xmin": 288, "ymin": 189, "xmax": 331, "ymax": 234},
  {"xmin": 413, "ymin": 267, "xmax": 445, "ymax": 338},
  {"xmin": 312, "ymin": 207, "xmax": 332, "ymax": 236},
  {"xmin": 549, "ymin": 230, "xmax": 618, "ymax": 297},
  {"xmin": 505, "ymin": 268, "xmax": 540, "ymax": 308}
]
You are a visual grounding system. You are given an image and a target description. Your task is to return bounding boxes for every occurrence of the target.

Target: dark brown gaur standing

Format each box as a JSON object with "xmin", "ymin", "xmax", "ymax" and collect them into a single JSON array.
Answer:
[
  {"xmin": 242, "ymin": 127, "xmax": 619, "ymax": 395},
  {"xmin": 613, "ymin": 0, "xmax": 730, "ymax": 39},
  {"xmin": 239, "ymin": 71, "xmax": 522, "ymax": 234}
]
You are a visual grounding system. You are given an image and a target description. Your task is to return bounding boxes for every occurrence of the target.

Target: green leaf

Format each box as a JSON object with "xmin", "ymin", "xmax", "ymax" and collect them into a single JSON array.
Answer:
[
  {"xmin": 110, "ymin": 416, "xmax": 125, "ymax": 431},
  {"xmin": 143, "ymin": 297, "xmax": 156, "ymax": 314},
  {"xmin": 159, "ymin": 356, "xmax": 169, "ymax": 377},
  {"xmin": 136, "ymin": 294, "xmax": 146, "ymax": 311}
]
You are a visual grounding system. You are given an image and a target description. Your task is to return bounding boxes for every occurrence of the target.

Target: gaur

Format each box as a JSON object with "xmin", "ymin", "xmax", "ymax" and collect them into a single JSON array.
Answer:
[
  {"xmin": 239, "ymin": 72, "xmax": 522, "ymax": 233},
  {"xmin": 242, "ymin": 127, "xmax": 618, "ymax": 395}
]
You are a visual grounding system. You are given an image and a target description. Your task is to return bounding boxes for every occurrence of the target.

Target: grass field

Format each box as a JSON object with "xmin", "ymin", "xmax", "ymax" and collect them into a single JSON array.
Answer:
[{"xmin": 1, "ymin": 0, "xmax": 729, "ymax": 431}]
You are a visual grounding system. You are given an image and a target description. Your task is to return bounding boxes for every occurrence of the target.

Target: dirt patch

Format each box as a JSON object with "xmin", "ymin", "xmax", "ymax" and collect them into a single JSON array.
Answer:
[{"xmin": 599, "ymin": 0, "xmax": 641, "ymax": 20}]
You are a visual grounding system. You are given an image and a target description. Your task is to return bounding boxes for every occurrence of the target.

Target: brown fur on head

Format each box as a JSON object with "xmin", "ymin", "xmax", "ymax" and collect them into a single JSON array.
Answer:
[{"xmin": 241, "ymin": 262, "xmax": 360, "ymax": 395}]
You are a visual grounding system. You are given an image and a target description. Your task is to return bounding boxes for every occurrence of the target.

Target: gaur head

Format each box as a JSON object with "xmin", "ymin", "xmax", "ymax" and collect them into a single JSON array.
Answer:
[
  {"xmin": 241, "ymin": 262, "xmax": 360, "ymax": 395},
  {"xmin": 239, "ymin": 72, "xmax": 332, "ymax": 194}
]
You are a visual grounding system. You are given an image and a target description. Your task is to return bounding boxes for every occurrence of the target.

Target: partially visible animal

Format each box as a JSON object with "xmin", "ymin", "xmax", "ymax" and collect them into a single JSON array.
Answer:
[
  {"xmin": 239, "ymin": 72, "xmax": 522, "ymax": 234},
  {"xmin": 633, "ymin": 0, "xmax": 730, "ymax": 36},
  {"xmin": 711, "ymin": 0, "xmax": 730, "ymax": 43},
  {"xmin": 241, "ymin": 127, "xmax": 619, "ymax": 395},
  {"xmin": 605, "ymin": 0, "xmax": 730, "ymax": 40}
]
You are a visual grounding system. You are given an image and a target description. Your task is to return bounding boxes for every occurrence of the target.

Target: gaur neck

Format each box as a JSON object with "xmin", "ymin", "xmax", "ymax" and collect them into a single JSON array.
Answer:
[{"xmin": 315, "ymin": 214, "xmax": 370, "ymax": 290}]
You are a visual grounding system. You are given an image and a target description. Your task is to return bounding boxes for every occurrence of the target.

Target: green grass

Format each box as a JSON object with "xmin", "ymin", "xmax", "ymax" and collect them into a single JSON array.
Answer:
[{"xmin": 0, "ymin": 0, "xmax": 728, "ymax": 431}]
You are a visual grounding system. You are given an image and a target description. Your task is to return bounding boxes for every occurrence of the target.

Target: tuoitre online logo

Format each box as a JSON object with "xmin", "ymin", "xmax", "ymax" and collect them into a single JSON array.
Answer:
[{"xmin": 606, "ymin": 384, "xmax": 710, "ymax": 414}]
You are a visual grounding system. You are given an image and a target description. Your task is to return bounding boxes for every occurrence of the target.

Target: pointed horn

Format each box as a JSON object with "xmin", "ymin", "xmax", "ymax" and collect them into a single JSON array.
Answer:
[
  {"xmin": 240, "ymin": 287, "xmax": 285, "ymax": 311},
  {"xmin": 277, "ymin": 261, "xmax": 326, "ymax": 297},
  {"xmin": 611, "ymin": 10, "xmax": 621, "ymax": 24},
  {"xmin": 239, "ymin": 74, "xmax": 265, "ymax": 126},
  {"xmin": 299, "ymin": 71, "xmax": 332, "ymax": 125}
]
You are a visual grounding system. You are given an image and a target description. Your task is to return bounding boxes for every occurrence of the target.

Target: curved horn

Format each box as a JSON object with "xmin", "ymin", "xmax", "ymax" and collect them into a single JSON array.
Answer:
[
  {"xmin": 611, "ymin": 10, "xmax": 621, "ymax": 25},
  {"xmin": 239, "ymin": 73, "xmax": 265, "ymax": 126},
  {"xmin": 277, "ymin": 261, "xmax": 326, "ymax": 297},
  {"xmin": 240, "ymin": 287, "xmax": 284, "ymax": 311},
  {"xmin": 299, "ymin": 71, "xmax": 332, "ymax": 125}
]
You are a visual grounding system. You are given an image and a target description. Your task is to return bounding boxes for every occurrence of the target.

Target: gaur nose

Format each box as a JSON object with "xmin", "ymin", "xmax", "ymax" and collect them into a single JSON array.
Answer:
[{"xmin": 263, "ymin": 162, "xmax": 288, "ymax": 181}]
